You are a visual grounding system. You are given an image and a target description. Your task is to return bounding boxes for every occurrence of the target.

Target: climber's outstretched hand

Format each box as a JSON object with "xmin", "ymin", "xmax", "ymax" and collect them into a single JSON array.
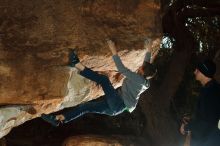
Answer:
[
  {"xmin": 144, "ymin": 38, "xmax": 161, "ymax": 63},
  {"xmin": 107, "ymin": 39, "xmax": 118, "ymax": 55}
]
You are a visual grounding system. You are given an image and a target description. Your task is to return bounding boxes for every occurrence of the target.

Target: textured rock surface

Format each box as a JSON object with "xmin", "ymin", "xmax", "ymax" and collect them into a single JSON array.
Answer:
[
  {"xmin": 0, "ymin": 0, "xmax": 161, "ymax": 138},
  {"xmin": 62, "ymin": 135, "xmax": 147, "ymax": 146}
]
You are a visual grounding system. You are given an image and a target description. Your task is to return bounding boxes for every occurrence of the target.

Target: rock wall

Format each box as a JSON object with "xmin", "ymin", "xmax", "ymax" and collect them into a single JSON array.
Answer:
[
  {"xmin": 62, "ymin": 135, "xmax": 148, "ymax": 146},
  {"xmin": 0, "ymin": 0, "xmax": 161, "ymax": 138}
]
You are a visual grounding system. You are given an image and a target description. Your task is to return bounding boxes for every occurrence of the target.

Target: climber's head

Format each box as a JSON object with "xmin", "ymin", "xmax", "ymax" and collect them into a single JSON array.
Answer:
[{"xmin": 138, "ymin": 62, "xmax": 157, "ymax": 80}]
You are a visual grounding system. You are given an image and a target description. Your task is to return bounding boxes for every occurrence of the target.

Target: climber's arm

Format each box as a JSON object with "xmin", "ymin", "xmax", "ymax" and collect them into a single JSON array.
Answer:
[{"xmin": 143, "ymin": 39, "xmax": 160, "ymax": 64}]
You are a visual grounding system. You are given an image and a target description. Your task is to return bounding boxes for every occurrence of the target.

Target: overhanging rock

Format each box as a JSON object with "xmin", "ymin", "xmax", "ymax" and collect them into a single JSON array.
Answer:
[{"xmin": 0, "ymin": 0, "xmax": 162, "ymax": 138}]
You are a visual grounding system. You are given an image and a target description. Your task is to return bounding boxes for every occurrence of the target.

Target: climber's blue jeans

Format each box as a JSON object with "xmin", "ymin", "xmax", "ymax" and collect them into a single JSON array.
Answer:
[{"xmin": 61, "ymin": 67, "xmax": 126, "ymax": 123}]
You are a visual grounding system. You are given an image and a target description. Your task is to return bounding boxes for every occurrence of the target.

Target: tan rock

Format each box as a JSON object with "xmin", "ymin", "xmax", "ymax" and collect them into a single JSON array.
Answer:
[
  {"xmin": 62, "ymin": 135, "xmax": 147, "ymax": 146},
  {"xmin": 0, "ymin": 0, "xmax": 162, "ymax": 138}
]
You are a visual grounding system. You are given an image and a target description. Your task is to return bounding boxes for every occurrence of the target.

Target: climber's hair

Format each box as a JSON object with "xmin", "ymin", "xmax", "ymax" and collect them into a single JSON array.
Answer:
[{"xmin": 142, "ymin": 62, "xmax": 157, "ymax": 80}]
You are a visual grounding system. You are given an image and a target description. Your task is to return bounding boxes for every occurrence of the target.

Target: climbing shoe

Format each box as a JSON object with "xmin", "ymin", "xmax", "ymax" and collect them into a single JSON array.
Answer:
[
  {"xmin": 68, "ymin": 49, "xmax": 80, "ymax": 67},
  {"xmin": 41, "ymin": 114, "xmax": 60, "ymax": 127}
]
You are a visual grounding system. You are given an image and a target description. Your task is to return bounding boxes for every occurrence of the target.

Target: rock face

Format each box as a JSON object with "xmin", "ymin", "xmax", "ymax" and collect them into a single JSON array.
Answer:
[
  {"xmin": 62, "ymin": 135, "xmax": 147, "ymax": 146},
  {"xmin": 0, "ymin": 0, "xmax": 161, "ymax": 138}
]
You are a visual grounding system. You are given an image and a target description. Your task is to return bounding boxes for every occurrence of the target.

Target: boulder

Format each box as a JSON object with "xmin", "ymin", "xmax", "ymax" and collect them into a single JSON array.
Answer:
[
  {"xmin": 0, "ymin": 0, "xmax": 161, "ymax": 138},
  {"xmin": 62, "ymin": 135, "xmax": 148, "ymax": 146}
]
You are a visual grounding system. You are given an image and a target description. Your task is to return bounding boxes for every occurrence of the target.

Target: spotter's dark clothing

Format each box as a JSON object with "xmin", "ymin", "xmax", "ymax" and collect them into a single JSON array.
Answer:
[{"xmin": 187, "ymin": 80, "xmax": 220, "ymax": 146}]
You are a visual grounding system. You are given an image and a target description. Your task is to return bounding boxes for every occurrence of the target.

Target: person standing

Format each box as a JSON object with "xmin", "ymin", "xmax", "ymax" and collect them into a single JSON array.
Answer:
[{"xmin": 180, "ymin": 59, "xmax": 220, "ymax": 146}]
